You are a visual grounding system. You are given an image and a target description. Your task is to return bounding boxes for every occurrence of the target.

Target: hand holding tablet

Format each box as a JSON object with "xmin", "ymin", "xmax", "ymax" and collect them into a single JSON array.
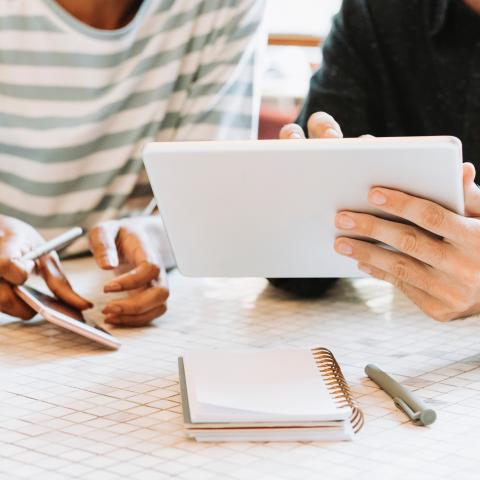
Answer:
[
  {"xmin": 144, "ymin": 110, "xmax": 480, "ymax": 321},
  {"xmin": 144, "ymin": 135, "xmax": 463, "ymax": 278},
  {"xmin": 282, "ymin": 113, "xmax": 480, "ymax": 322}
]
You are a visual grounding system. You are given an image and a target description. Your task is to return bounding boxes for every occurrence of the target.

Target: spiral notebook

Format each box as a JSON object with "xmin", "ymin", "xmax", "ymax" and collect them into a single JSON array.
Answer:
[{"xmin": 178, "ymin": 347, "xmax": 364, "ymax": 442}]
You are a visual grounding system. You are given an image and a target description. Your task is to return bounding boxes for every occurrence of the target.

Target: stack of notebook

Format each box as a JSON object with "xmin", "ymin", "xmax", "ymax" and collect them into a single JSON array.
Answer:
[{"xmin": 178, "ymin": 347, "xmax": 364, "ymax": 442}]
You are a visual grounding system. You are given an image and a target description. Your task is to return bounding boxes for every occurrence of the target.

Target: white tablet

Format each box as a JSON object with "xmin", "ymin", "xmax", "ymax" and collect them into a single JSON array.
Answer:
[
  {"xmin": 143, "ymin": 137, "xmax": 464, "ymax": 278},
  {"xmin": 15, "ymin": 285, "xmax": 121, "ymax": 350}
]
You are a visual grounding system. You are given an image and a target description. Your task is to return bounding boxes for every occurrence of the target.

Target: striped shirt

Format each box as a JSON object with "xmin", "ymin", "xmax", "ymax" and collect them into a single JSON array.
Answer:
[{"xmin": 0, "ymin": 0, "xmax": 265, "ymax": 242}]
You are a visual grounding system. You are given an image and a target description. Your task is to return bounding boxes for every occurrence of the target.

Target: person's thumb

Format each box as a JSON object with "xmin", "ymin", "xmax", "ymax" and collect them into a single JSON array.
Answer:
[{"xmin": 463, "ymin": 163, "xmax": 480, "ymax": 216}]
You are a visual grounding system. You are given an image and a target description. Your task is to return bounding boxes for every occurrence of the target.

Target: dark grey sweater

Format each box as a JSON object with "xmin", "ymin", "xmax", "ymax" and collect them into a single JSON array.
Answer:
[{"xmin": 270, "ymin": 0, "xmax": 480, "ymax": 297}]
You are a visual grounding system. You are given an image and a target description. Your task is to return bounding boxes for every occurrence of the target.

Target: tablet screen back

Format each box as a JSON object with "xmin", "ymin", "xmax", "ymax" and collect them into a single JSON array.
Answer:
[{"xmin": 144, "ymin": 137, "xmax": 463, "ymax": 278}]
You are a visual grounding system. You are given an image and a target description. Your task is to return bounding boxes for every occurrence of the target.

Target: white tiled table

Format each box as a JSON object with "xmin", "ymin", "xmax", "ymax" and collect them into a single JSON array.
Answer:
[{"xmin": 1, "ymin": 257, "xmax": 480, "ymax": 480}]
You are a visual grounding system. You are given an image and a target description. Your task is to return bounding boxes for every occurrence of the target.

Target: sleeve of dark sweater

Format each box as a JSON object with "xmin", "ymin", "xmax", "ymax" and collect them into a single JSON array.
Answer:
[{"xmin": 268, "ymin": 0, "xmax": 378, "ymax": 297}]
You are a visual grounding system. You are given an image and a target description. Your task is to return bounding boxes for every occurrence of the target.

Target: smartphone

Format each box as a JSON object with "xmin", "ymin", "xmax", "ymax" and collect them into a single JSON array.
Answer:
[{"xmin": 15, "ymin": 285, "xmax": 121, "ymax": 350}]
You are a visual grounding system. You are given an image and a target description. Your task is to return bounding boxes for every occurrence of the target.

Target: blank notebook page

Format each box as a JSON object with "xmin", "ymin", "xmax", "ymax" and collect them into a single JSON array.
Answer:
[{"xmin": 183, "ymin": 349, "xmax": 349, "ymax": 423}]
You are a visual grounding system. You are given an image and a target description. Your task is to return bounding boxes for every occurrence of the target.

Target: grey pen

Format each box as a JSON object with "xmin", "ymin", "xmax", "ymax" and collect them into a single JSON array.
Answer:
[
  {"xmin": 20, "ymin": 227, "xmax": 85, "ymax": 262},
  {"xmin": 365, "ymin": 364, "xmax": 437, "ymax": 426}
]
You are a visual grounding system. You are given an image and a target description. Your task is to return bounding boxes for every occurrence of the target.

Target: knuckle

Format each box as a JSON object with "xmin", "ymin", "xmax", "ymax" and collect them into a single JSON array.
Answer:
[
  {"xmin": 428, "ymin": 243, "xmax": 447, "ymax": 265},
  {"xmin": 392, "ymin": 260, "xmax": 409, "ymax": 281},
  {"xmin": 138, "ymin": 261, "xmax": 160, "ymax": 280},
  {"xmin": 152, "ymin": 286, "xmax": 169, "ymax": 303},
  {"xmin": 393, "ymin": 277, "xmax": 406, "ymax": 291},
  {"xmin": 147, "ymin": 262, "xmax": 161, "ymax": 279},
  {"xmin": 459, "ymin": 267, "xmax": 480, "ymax": 287},
  {"xmin": 392, "ymin": 192, "xmax": 409, "ymax": 216},
  {"xmin": 360, "ymin": 247, "xmax": 371, "ymax": 263},
  {"xmin": 399, "ymin": 230, "xmax": 418, "ymax": 254},
  {"xmin": 359, "ymin": 216, "xmax": 376, "ymax": 237},
  {"xmin": 422, "ymin": 204, "xmax": 445, "ymax": 230}
]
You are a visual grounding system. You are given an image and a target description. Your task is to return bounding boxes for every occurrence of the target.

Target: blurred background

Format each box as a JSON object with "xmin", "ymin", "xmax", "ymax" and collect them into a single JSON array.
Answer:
[{"xmin": 260, "ymin": 0, "xmax": 341, "ymax": 139}]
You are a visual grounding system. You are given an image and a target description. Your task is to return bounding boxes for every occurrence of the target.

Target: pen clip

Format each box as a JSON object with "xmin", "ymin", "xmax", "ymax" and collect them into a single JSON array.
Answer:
[{"xmin": 393, "ymin": 397, "xmax": 422, "ymax": 424}]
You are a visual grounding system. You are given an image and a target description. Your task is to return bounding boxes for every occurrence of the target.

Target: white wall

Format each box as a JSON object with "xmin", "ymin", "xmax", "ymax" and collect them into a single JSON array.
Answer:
[{"xmin": 265, "ymin": 0, "xmax": 342, "ymax": 37}]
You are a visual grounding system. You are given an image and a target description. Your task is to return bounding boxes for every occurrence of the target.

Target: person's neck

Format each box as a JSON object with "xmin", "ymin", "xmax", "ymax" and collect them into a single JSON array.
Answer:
[
  {"xmin": 54, "ymin": 0, "xmax": 143, "ymax": 30},
  {"xmin": 464, "ymin": 0, "xmax": 480, "ymax": 15}
]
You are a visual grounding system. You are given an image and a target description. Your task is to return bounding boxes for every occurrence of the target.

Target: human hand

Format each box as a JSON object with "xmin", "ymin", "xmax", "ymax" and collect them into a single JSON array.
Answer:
[
  {"xmin": 0, "ymin": 215, "xmax": 92, "ymax": 319},
  {"xmin": 335, "ymin": 162, "xmax": 480, "ymax": 321},
  {"xmin": 89, "ymin": 217, "xmax": 169, "ymax": 327},
  {"xmin": 279, "ymin": 111, "xmax": 343, "ymax": 140}
]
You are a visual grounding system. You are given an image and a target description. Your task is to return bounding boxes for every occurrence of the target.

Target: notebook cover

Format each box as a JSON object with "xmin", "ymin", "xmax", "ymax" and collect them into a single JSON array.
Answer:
[
  {"xmin": 179, "ymin": 348, "xmax": 364, "ymax": 433},
  {"xmin": 179, "ymin": 356, "xmax": 344, "ymax": 429}
]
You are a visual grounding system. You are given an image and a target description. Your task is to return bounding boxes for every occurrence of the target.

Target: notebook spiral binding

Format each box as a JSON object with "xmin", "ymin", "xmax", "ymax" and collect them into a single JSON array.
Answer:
[{"xmin": 311, "ymin": 347, "xmax": 365, "ymax": 433}]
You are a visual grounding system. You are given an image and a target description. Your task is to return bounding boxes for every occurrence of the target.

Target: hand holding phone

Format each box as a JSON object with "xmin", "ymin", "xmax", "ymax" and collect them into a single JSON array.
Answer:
[
  {"xmin": 0, "ymin": 216, "xmax": 91, "ymax": 319},
  {"xmin": 15, "ymin": 285, "xmax": 120, "ymax": 350}
]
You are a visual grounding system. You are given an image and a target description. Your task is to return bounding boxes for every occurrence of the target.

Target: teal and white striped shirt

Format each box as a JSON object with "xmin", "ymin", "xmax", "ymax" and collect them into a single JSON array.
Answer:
[{"xmin": 0, "ymin": 0, "xmax": 265, "ymax": 240}]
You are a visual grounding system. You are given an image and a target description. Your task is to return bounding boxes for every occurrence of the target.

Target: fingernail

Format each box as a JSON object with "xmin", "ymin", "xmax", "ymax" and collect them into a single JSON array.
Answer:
[
  {"xmin": 104, "ymin": 305, "xmax": 122, "ymax": 314},
  {"xmin": 104, "ymin": 282, "xmax": 122, "ymax": 293},
  {"xmin": 371, "ymin": 190, "xmax": 387, "ymax": 205},
  {"xmin": 358, "ymin": 263, "xmax": 372, "ymax": 274},
  {"xmin": 290, "ymin": 133, "xmax": 302, "ymax": 139},
  {"xmin": 337, "ymin": 214, "xmax": 355, "ymax": 229},
  {"xmin": 324, "ymin": 128, "xmax": 339, "ymax": 138},
  {"xmin": 336, "ymin": 241, "xmax": 353, "ymax": 255}
]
